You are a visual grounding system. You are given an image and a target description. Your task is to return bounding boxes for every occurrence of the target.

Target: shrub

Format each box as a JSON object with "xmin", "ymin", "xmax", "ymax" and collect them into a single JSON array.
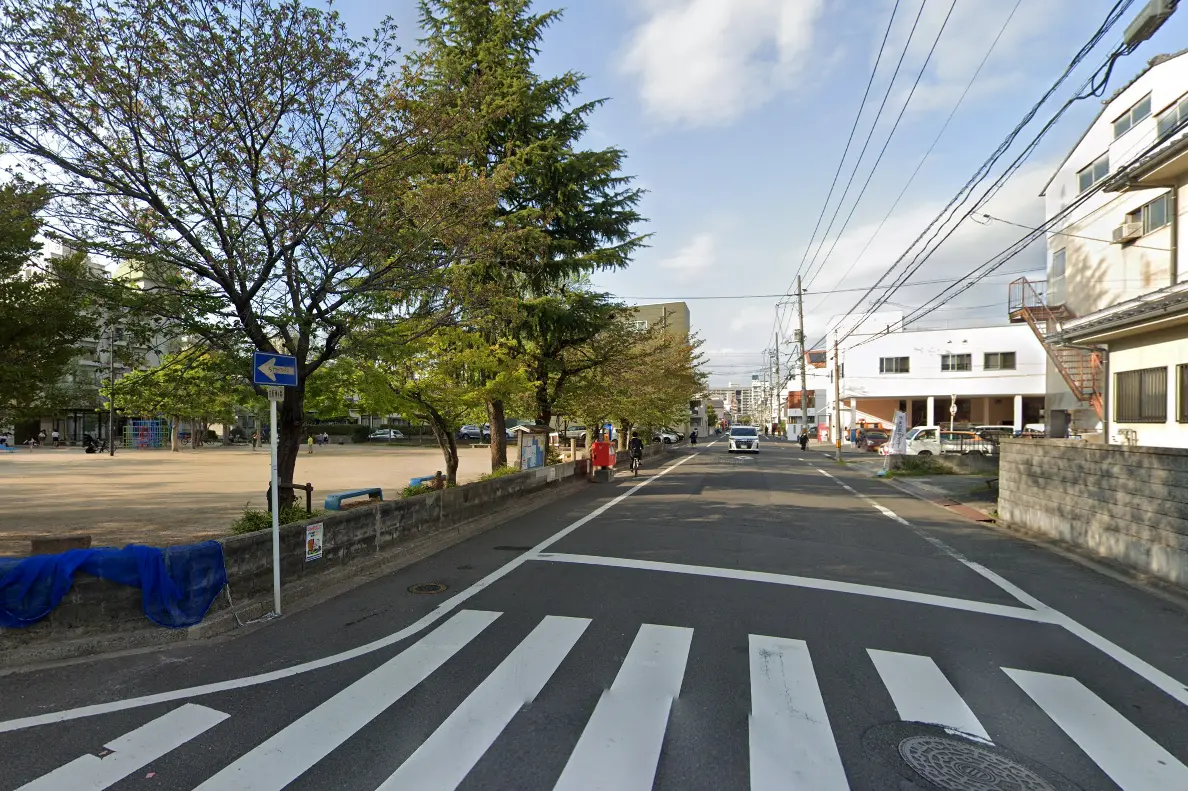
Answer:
[
  {"xmin": 546, "ymin": 446, "xmax": 563, "ymax": 465},
  {"xmin": 401, "ymin": 483, "xmax": 432, "ymax": 498},
  {"xmin": 205, "ymin": 429, "xmax": 218, "ymax": 443},
  {"xmin": 896, "ymin": 455, "xmax": 950, "ymax": 475},
  {"xmin": 231, "ymin": 503, "xmax": 322, "ymax": 534},
  {"xmin": 478, "ymin": 465, "xmax": 520, "ymax": 481},
  {"xmin": 229, "ymin": 426, "xmax": 247, "ymax": 441}
]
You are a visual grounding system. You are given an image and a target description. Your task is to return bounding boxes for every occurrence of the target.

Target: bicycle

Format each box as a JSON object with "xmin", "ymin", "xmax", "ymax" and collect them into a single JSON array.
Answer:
[{"xmin": 630, "ymin": 453, "xmax": 642, "ymax": 476}]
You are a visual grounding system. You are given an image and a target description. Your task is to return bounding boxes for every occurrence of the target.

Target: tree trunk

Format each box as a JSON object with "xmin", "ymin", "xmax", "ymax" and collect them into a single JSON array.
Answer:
[
  {"xmin": 170, "ymin": 417, "xmax": 180, "ymax": 452},
  {"xmin": 534, "ymin": 377, "xmax": 551, "ymax": 428},
  {"xmin": 424, "ymin": 407, "xmax": 460, "ymax": 485},
  {"xmin": 221, "ymin": 423, "xmax": 229, "ymax": 446},
  {"xmin": 487, "ymin": 398, "xmax": 507, "ymax": 470},
  {"xmin": 275, "ymin": 386, "xmax": 306, "ymax": 508},
  {"xmin": 618, "ymin": 419, "xmax": 631, "ymax": 452}
]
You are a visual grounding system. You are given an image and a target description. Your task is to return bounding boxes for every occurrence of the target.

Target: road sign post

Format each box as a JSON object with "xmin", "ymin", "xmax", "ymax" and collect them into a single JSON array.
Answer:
[{"xmin": 253, "ymin": 351, "xmax": 299, "ymax": 617}]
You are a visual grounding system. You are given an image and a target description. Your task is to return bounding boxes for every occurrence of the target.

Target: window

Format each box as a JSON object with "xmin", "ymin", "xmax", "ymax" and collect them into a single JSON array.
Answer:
[
  {"xmin": 984, "ymin": 352, "xmax": 1016, "ymax": 370},
  {"xmin": 628, "ymin": 319, "xmax": 649, "ymax": 331},
  {"xmin": 941, "ymin": 353, "xmax": 972, "ymax": 372},
  {"xmin": 1077, "ymin": 153, "xmax": 1109, "ymax": 193},
  {"xmin": 1112, "ymin": 94, "xmax": 1151, "ymax": 138},
  {"xmin": 1115, "ymin": 367, "xmax": 1167, "ymax": 423},
  {"xmin": 1179, "ymin": 364, "xmax": 1188, "ymax": 423},
  {"xmin": 879, "ymin": 356, "xmax": 909, "ymax": 374},
  {"xmin": 1125, "ymin": 194, "xmax": 1170, "ymax": 235},
  {"xmin": 1157, "ymin": 93, "xmax": 1188, "ymax": 140}
]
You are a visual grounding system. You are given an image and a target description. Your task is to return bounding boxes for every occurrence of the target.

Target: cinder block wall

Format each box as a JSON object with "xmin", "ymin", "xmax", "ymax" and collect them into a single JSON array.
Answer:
[{"xmin": 998, "ymin": 439, "xmax": 1188, "ymax": 586}]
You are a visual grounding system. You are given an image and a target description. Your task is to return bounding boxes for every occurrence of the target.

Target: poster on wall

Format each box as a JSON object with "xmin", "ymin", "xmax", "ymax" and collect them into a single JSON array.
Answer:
[
  {"xmin": 519, "ymin": 432, "xmax": 545, "ymax": 470},
  {"xmin": 305, "ymin": 523, "xmax": 324, "ymax": 562}
]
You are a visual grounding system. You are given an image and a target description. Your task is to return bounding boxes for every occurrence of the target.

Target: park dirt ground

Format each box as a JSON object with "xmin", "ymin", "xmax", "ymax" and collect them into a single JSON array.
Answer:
[{"xmin": 0, "ymin": 444, "xmax": 492, "ymax": 557}]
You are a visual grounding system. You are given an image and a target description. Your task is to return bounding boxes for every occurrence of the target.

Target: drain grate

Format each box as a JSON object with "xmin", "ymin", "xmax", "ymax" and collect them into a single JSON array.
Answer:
[
  {"xmin": 407, "ymin": 582, "xmax": 448, "ymax": 595},
  {"xmin": 898, "ymin": 735, "xmax": 1057, "ymax": 791}
]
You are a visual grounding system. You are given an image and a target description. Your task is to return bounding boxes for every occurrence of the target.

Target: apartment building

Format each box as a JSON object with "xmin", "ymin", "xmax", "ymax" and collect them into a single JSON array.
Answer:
[{"xmin": 1018, "ymin": 49, "xmax": 1188, "ymax": 446}]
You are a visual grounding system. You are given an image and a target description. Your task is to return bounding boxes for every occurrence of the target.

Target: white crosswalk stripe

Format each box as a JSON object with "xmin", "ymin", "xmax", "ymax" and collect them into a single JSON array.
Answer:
[
  {"xmin": 552, "ymin": 623, "xmax": 694, "ymax": 791},
  {"xmin": 868, "ymin": 649, "xmax": 991, "ymax": 741},
  {"xmin": 13, "ymin": 612, "xmax": 1188, "ymax": 791},
  {"xmin": 16, "ymin": 704, "xmax": 227, "ymax": 791},
  {"xmin": 1005, "ymin": 668, "xmax": 1188, "ymax": 791},
  {"xmin": 748, "ymin": 634, "xmax": 851, "ymax": 790}
]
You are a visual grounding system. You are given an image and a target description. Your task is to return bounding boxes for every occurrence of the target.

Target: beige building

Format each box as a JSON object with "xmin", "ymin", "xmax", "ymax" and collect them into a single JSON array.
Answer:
[{"xmin": 626, "ymin": 301, "xmax": 690, "ymax": 337}]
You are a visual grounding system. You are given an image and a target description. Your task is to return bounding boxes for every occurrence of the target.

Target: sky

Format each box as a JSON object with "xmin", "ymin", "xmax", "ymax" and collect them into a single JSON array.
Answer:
[{"xmin": 333, "ymin": 0, "xmax": 1188, "ymax": 386}]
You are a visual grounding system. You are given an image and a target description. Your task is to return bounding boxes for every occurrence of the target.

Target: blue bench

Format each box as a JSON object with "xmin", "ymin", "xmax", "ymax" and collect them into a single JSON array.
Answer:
[
  {"xmin": 0, "ymin": 446, "xmax": 15, "ymax": 453},
  {"xmin": 409, "ymin": 474, "xmax": 442, "ymax": 488},
  {"xmin": 323, "ymin": 488, "xmax": 383, "ymax": 511}
]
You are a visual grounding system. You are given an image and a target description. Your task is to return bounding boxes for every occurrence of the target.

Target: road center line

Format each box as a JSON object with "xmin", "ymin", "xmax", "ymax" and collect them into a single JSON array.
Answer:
[
  {"xmin": 531, "ymin": 553, "xmax": 1054, "ymax": 623},
  {"xmin": 815, "ymin": 466, "xmax": 1188, "ymax": 709},
  {"xmin": 0, "ymin": 451, "xmax": 703, "ymax": 734}
]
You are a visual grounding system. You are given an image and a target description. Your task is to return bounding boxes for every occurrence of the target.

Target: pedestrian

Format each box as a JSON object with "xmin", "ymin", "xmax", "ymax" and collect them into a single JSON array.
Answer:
[
  {"xmin": 322, "ymin": 431, "xmax": 329, "ymax": 446},
  {"xmin": 251, "ymin": 430, "xmax": 258, "ymax": 451},
  {"xmin": 38, "ymin": 429, "xmax": 47, "ymax": 446},
  {"xmin": 307, "ymin": 435, "xmax": 314, "ymax": 454},
  {"xmin": 26, "ymin": 436, "xmax": 36, "ymax": 451},
  {"xmin": 51, "ymin": 428, "xmax": 60, "ymax": 448},
  {"xmin": 799, "ymin": 427, "xmax": 809, "ymax": 451}
]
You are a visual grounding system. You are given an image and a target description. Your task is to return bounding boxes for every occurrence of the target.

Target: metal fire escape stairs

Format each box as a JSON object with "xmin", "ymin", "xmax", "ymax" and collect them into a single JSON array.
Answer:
[{"xmin": 1008, "ymin": 278, "xmax": 1105, "ymax": 421}]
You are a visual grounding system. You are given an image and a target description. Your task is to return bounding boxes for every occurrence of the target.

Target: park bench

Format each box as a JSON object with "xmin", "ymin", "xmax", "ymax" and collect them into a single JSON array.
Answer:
[
  {"xmin": 0, "ymin": 445, "xmax": 16, "ymax": 453},
  {"xmin": 323, "ymin": 487, "xmax": 383, "ymax": 511},
  {"xmin": 409, "ymin": 473, "xmax": 444, "ymax": 489}
]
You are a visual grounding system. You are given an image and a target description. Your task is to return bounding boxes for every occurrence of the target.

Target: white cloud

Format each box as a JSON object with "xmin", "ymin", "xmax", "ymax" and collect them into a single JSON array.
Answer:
[
  {"xmin": 620, "ymin": 0, "xmax": 825, "ymax": 126},
  {"xmin": 657, "ymin": 232, "xmax": 717, "ymax": 277}
]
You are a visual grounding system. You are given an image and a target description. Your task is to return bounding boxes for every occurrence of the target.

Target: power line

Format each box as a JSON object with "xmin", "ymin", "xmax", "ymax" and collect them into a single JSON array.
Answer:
[
  {"xmin": 980, "ymin": 212, "xmax": 1170, "ymax": 250},
  {"xmin": 804, "ymin": 0, "xmax": 1023, "ymax": 315}
]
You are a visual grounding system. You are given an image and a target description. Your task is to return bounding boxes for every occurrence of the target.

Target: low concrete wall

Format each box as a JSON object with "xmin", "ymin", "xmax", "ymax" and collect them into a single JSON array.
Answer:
[
  {"xmin": 998, "ymin": 439, "xmax": 1188, "ymax": 586},
  {"xmin": 1, "ymin": 442, "xmax": 671, "ymax": 659}
]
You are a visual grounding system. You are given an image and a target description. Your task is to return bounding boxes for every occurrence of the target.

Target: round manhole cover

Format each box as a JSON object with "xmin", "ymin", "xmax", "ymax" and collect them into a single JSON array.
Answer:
[
  {"xmin": 898, "ymin": 735, "xmax": 1058, "ymax": 791},
  {"xmin": 407, "ymin": 582, "xmax": 448, "ymax": 595}
]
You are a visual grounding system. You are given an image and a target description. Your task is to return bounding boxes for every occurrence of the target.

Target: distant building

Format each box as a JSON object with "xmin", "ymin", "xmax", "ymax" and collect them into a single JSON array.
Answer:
[{"xmin": 626, "ymin": 301, "xmax": 690, "ymax": 337}]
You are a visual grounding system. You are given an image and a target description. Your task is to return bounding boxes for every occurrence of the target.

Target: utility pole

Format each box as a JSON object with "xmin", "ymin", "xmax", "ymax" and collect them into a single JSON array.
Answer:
[
  {"xmin": 833, "ymin": 330, "xmax": 842, "ymax": 462},
  {"xmin": 774, "ymin": 333, "xmax": 781, "ymax": 433},
  {"xmin": 797, "ymin": 276, "xmax": 808, "ymax": 437},
  {"xmin": 108, "ymin": 321, "xmax": 116, "ymax": 457}
]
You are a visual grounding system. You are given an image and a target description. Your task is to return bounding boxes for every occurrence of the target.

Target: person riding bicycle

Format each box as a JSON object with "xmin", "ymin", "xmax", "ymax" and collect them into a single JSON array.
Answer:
[{"xmin": 628, "ymin": 431, "xmax": 644, "ymax": 462}]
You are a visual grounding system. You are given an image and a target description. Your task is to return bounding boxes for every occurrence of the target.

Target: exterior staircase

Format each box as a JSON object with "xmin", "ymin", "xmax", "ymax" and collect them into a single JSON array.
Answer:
[{"xmin": 1008, "ymin": 277, "xmax": 1105, "ymax": 421}]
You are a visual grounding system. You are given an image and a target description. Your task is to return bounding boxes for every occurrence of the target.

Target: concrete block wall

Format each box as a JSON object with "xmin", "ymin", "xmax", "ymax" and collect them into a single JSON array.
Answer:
[{"xmin": 998, "ymin": 439, "xmax": 1188, "ymax": 586}]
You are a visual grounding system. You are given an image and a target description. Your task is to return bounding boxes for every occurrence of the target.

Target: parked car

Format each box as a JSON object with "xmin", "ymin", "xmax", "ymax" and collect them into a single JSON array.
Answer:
[
  {"xmin": 862, "ymin": 429, "xmax": 889, "ymax": 452},
  {"xmin": 457, "ymin": 424, "xmax": 484, "ymax": 441},
  {"xmin": 368, "ymin": 428, "xmax": 405, "ymax": 441},
  {"xmin": 560, "ymin": 424, "xmax": 586, "ymax": 440},
  {"xmin": 727, "ymin": 425, "xmax": 759, "ymax": 453},
  {"xmin": 653, "ymin": 429, "xmax": 680, "ymax": 444}
]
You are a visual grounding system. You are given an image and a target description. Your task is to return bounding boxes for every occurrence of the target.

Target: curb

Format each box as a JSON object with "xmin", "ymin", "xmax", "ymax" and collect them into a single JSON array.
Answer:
[{"xmin": 880, "ymin": 477, "xmax": 996, "ymax": 523}]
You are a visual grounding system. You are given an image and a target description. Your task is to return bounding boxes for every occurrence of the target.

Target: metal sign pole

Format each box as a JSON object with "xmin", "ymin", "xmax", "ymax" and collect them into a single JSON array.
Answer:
[{"xmin": 269, "ymin": 393, "xmax": 281, "ymax": 616}]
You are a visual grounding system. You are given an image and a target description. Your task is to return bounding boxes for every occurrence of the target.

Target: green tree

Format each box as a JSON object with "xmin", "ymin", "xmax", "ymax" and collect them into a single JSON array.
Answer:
[
  {"xmin": 0, "ymin": 0, "xmax": 495, "ymax": 504},
  {"xmin": 705, "ymin": 402, "xmax": 717, "ymax": 431},
  {"xmin": 413, "ymin": 0, "xmax": 647, "ymax": 467},
  {"xmin": 0, "ymin": 183, "xmax": 98, "ymax": 422}
]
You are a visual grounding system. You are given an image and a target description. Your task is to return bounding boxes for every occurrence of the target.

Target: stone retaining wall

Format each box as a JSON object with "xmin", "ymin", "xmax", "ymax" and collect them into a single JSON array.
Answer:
[{"xmin": 998, "ymin": 439, "xmax": 1188, "ymax": 586}]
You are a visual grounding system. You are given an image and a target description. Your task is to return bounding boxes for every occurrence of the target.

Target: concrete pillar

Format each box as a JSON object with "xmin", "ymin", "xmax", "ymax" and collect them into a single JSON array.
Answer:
[
  {"xmin": 1013, "ymin": 395, "xmax": 1024, "ymax": 432},
  {"xmin": 926, "ymin": 396, "xmax": 936, "ymax": 426},
  {"xmin": 981, "ymin": 398, "xmax": 991, "ymax": 425},
  {"xmin": 905, "ymin": 398, "xmax": 913, "ymax": 422}
]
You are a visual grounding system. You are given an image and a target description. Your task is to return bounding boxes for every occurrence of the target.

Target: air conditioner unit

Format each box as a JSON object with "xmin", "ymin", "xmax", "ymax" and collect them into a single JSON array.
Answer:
[{"xmin": 1112, "ymin": 222, "xmax": 1142, "ymax": 243}]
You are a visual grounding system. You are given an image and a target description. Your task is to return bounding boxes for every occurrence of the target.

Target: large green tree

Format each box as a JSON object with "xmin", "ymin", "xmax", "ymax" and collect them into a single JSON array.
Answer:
[
  {"xmin": 0, "ymin": 183, "xmax": 98, "ymax": 422},
  {"xmin": 0, "ymin": 0, "xmax": 496, "ymax": 504},
  {"xmin": 413, "ymin": 0, "xmax": 647, "ymax": 465}
]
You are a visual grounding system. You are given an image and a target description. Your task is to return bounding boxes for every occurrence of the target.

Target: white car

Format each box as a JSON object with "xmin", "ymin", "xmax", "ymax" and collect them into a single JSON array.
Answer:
[
  {"xmin": 653, "ymin": 430, "xmax": 680, "ymax": 444},
  {"xmin": 727, "ymin": 426, "xmax": 760, "ymax": 453},
  {"xmin": 368, "ymin": 428, "xmax": 405, "ymax": 441}
]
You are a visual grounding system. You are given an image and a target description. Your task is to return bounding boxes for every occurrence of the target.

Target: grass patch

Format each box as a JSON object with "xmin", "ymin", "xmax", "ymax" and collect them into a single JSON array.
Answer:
[
  {"xmin": 231, "ymin": 503, "xmax": 324, "ymax": 534},
  {"xmin": 401, "ymin": 481, "xmax": 457, "ymax": 498},
  {"xmin": 478, "ymin": 465, "xmax": 520, "ymax": 481},
  {"xmin": 885, "ymin": 455, "xmax": 952, "ymax": 477}
]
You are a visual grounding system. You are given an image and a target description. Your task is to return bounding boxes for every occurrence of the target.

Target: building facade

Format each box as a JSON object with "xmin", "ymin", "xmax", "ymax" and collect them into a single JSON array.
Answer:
[{"xmin": 1023, "ymin": 49, "xmax": 1188, "ymax": 446}]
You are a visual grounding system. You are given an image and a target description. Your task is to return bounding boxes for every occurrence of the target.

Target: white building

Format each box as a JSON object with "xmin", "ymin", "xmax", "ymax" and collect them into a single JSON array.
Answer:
[
  {"xmin": 1025, "ymin": 49, "xmax": 1188, "ymax": 446},
  {"xmin": 821, "ymin": 324, "xmax": 1050, "ymax": 435}
]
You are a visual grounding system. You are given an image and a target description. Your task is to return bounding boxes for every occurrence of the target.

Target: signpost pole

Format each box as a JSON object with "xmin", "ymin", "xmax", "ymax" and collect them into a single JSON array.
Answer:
[{"xmin": 269, "ymin": 394, "xmax": 281, "ymax": 616}]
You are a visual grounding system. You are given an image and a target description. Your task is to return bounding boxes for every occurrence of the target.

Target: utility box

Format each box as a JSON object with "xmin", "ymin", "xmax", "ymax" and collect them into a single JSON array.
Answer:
[{"xmin": 590, "ymin": 440, "xmax": 615, "ymax": 469}]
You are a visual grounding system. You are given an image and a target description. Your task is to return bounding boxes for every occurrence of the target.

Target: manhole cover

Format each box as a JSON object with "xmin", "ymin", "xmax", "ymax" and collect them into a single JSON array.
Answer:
[
  {"xmin": 407, "ymin": 582, "xmax": 448, "ymax": 595},
  {"xmin": 898, "ymin": 735, "xmax": 1058, "ymax": 791}
]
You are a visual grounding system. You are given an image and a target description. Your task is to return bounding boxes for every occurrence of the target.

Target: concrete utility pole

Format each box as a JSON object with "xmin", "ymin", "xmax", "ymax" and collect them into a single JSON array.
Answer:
[
  {"xmin": 833, "ymin": 331, "xmax": 842, "ymax": 462},
  {"xmin": 774, "ymin": 334, "xmax": 781, "ymax": 431},
  {"xmin": 108, "ymin": 322, "xmax": 116, "ymax": 457},
  {"xmin": 797, "ymin": 276, "xmax": 808, "ymax": 436}
]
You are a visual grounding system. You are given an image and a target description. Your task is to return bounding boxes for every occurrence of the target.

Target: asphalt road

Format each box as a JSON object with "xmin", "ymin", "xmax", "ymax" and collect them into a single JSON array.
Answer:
[{"xmin": 3, "ymin": 439, "xmax": 1188, "ymax": 790}]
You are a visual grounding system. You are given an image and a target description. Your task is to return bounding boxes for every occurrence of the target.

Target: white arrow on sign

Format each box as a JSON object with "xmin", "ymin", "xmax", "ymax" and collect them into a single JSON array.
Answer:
[{"xmin": 257, "ymin": 357, "xmax": 296, "ymax": 382}]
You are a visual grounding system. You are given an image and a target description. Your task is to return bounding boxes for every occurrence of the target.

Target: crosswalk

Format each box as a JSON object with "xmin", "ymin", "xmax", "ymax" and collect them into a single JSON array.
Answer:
[{"xmin": 12, "ymin": 609, "xmax": 1188, "ymax": 791}]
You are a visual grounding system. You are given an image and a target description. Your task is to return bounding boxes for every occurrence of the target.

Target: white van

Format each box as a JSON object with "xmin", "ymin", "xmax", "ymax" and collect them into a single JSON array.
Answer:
[{"xmin": 904, "ymin": 426, "xmax": 995, "ymax": 456}]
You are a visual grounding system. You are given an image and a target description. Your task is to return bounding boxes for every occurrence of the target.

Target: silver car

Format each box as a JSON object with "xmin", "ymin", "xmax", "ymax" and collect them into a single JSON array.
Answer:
[{"xmin": 727, "ymin": 426, "xmax": 760, "ymax": 453}]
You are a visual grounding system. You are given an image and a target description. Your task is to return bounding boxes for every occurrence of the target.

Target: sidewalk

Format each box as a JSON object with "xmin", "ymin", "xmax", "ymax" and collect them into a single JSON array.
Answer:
[{"xmin": 881, "ymin": 473, "xmax": 998, "ymax": 522}]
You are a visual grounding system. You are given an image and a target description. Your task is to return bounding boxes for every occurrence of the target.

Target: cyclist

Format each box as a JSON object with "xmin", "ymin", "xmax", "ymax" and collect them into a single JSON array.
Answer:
[
  {"xmin": 628, "ymin": 431, "xmax": 645, "ymax": 475},
  {"xmin": 690, "ymin": 428, "xmax": 697, "ymax": 445}
]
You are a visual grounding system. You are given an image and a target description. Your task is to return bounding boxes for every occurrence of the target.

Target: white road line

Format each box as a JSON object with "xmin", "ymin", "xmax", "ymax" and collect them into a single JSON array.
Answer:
[
  {"xmin": 376, "ymin": 615, "xmax": 589, "ymax": 791},
  {"xmin": 533, "ymin": 553, "xmax": 1053, "ymax": 623},
  {"xmin": 17, "ymin": 703, "xmax": 227, "ymax": 791},
  {"xmin": 190, "ymin": 610, "xmax": 499, "ymax": 791},
  {"xmin": 749, "ymin": 634, "xmax": 850, "ymax": 790},
  {"xmin": 1005, "ymin": 669, "xmax": 1188, "ymax": 791},
  {"xmin": 0, "ymin": 454, "xmax": 699, "ymax": 735},
  {"xmin": 815, "ymin": 467, "xmax": 1188, "ymax": 709},
  {"xmin": 552, "ymin": 624, "xmax": 693, "ymax": 791},
  {"xmin": 867, "ymin": 650, "xmax": 990, "ymax": 741}
]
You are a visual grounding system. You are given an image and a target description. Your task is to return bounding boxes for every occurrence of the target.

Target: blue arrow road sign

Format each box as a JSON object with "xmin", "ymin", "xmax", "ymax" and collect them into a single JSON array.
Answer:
[{"xmin": 252, "ymin": 350, "xmax": 299, "ymax": 387}]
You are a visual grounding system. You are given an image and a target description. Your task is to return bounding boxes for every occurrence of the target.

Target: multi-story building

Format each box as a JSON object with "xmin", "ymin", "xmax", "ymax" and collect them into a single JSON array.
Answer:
[
  {"xmin": 626, "ymin": 301, "xmax": 690, "ymax": 337},
  {"xmin": 1019, "ymin": 49, "xmax": 1188, "ymax": 446}
]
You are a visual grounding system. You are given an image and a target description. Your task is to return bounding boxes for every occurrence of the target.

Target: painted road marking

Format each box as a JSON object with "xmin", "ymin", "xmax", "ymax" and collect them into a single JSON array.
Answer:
[
  {"xmin": 532, "ymin": 553, "xmax": 1053, "ymax": 623},
  {"xmin": 376, "ymin": 615, "xmax": 590, "ymax": 791},
  {"xmin": 0, "ymin": 453, "xmax": 701, "ymax": 735},
  {"xmin": 815, "ymin": 466, "xmax": 1188, "ymax": 709},
  {"xmin": 1005, "ymin": 669, "xmax": 1188, "ymax": 791},
  {"xmin": 190, "ymin": 610, "xmax": 499, "ymax": 791},
  {"xmin": 552, "ymin": 624, "xmax": 693, "ymax": 791},
  {"xmin": 868, "ymin": 649, "xmax": 991, "ymax": 741},
  {"xmin": 749, "ymin": 634, "xmax": 850, "ymax": 790},
  {"xmin": 17, "ymin": 704, "xmax": 227, "ymax": 791}
]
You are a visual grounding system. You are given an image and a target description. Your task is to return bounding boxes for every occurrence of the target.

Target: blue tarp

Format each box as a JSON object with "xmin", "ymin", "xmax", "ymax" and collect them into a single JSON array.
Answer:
[{"xmin": 0, "ymin": 541, "xmax": 227, "ymax": 629}]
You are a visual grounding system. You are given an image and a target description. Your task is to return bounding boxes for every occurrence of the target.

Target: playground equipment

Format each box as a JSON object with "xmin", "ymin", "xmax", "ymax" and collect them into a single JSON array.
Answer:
[{"xmin": 123, "ymin": 420, "xmax": 168, "ymax": 449}]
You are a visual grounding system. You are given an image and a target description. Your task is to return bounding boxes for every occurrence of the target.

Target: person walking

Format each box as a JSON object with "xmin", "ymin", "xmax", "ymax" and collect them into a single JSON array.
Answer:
[
  {"xmin": 38, "ymin": 429, "xmax": 47, "ymax": 446},
  {"xmin": 798, "ymin": 427, "xmax": 809, "ymax": 452},
  {"xmin": 307, "ymin": 435, "xmax": 314, "ymax": 454},
  {"xmin": 251, "ymin": 430, "xmax": 258, "ymax": 451},
  {"xmin": 50, "ymin": 428, "xmax": 60, "ymax": 448}
]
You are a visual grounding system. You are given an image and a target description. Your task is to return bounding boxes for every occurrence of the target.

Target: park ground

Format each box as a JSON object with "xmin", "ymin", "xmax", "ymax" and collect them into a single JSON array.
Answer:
[{"xmin": 0, "ymin": 444, "xmax": 492, "ymax": 557}]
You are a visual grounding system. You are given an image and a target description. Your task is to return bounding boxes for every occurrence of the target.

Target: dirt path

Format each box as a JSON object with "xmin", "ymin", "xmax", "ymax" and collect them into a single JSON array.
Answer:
[{"xmin": 0, "ymin": 444, "xmax": 492, "ymax": 557}]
